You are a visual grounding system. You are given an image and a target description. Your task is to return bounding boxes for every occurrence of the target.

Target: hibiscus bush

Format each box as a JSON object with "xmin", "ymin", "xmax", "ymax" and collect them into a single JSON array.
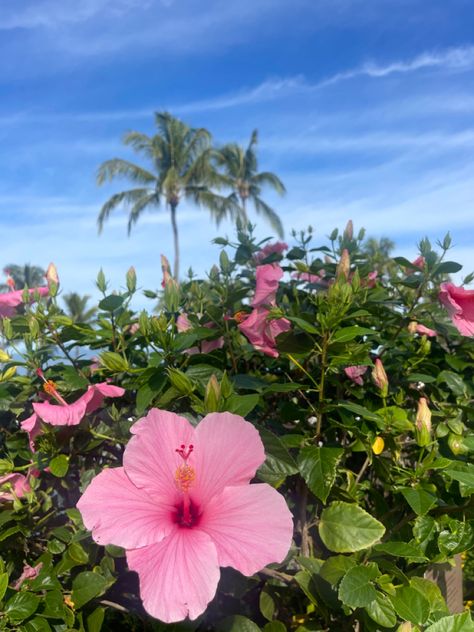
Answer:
[{"xmin": 1, "ymin": 221, "xmax": 474, "ymax": 631}]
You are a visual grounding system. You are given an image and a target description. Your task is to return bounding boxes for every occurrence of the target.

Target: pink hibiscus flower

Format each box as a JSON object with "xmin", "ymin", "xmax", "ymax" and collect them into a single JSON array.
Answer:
[
  {"xmin": 0, "ymin": 473, "xmax": 31, "ymax": 502},
  {"xmin": 412, "ymin": 255, "xmax": 425, "ymax": 269},
  {"xmin": 77, "ymin": 409, "xmax": 293, "ymax": 623},
  {"xmin": 344, "ymin": 365, "xmax": 368, "ymax": 386},
  {"xmin": 176, "ymin": 314, "xmax": 224, "ymax": 354},
  {"xmin": 13, "ymin": 562, "xmax": 43, "ymax": 590},
  {"xmin": 254, "ymin": 241, "xmax": 288, "ymax": 263},
  {"xmin": 291, "ymin": 271, "xmax": 322, "ymax": 283},
  {"xmin": 0, "ymin": 263, "xmax": 58, "ymax": 318},
  {"xmin": 439, "ymin": 282, "xmax": 474, "ymax": 336},
  {"xmin": 21, "ymin": 373, "xmax": 124, "ymax": 450},
  {"xmin": 408, "ymin": 322, "xmax": 437, "ymax": 337},
  {"xmin": 238, "ymin": 264, "xmax": 291, "ymax": 357}
]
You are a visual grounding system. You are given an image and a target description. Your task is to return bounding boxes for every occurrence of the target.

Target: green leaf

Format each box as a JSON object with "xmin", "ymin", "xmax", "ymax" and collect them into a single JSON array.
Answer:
[
  {"xmin": 0, "ymin": 571, "xmax": 8, "ymax": 602},
  {"xmin": 338, "ymin": 563, "xmax": 379, "ymax": 608},
  {"xmin": 276, "ymin": 331, "xmax": 314, "ymax": 354},
  {"xmin": 435, "ymin": 261, "xmax": 463, "ymax": 274},
  {"xmin": 287, "ymin": 317, "xmax": 318, "ymax": 334},
  {"xmin": 365, "ymin": 591, "xmax": 397, "ymax": 628},
  {"xmin": 445, "ymin": 464, "xmax": 474, "ymax": 488},
  {"xmin": 438, "ymin": 371, "xmax": 466, "ymax": 396},
  {"xmin": 258, "ymin": 428, "xmax": 299, "ymax": 485},
  {"xmin": 263, "ymin": 623, "xmax": 286, "ymax": 632},
  {"xmin": 225, "ymin": 394, "xmax": 259, "ymax": 416},
  {"xmin": 23, "ymin": 618, "xmax": 52, "ymax": 632},
  {"xmin": 259, "ymin": 589, "xmax": 275, "ymax": 621},
  {"xmin": 263, "ymin": 382, "xmax": 304, "ymax": 393},
  {"xmin": 98, "ymin": 295, "xmax": 124, "ymax": 312},
  {"xmin": 373, "ymin": 541, "xmax": 428, "ymax": 561},
  {"xmin": 319, "ymin": 502, "xmax": 385, "ymax": 553},
  {"xmin": 217, "ymin": 615, "xmax": 262, "ymax": 631},
  {"xmin": 71, "ymin": 572, "xmax": 108, "ymax": 609},
  {"xmin": 5, "ymin": 592, "xmax": 40, "ymax": 622},
  {"xmin": 390, "ymin": 584, "xmax": 430, "ymax": 625},
  {"xmin": 332, "ymin": 326, "xmax": 376, "ymax": 343},
  {"xmin": 298, "ymin": 447, "xmax": 343, "ymax": 503},
  {"xmin": 294, "ymin": 570, "xmax": 319, "ymax": 605},
  {"xmin": 424, "ymin": 612, "xmax": 474, "ymax": 631},
  {"xmin": 87, "ymin": 607, "xmax": 105, "ymax": 632},
  {"xmin": 49, "ymin": 455, "xmax": 69, "ymax": 478},
  {"xmin": 339, "ymin": 403, "xmax": 384, "ymax": 424},
  {"xmin": 401, "ymin": 487, "xmax": 437, "ymax": 515},
  {"xmin": 319, "ymin": 555, "xmax": 356, "ymax": 585},
  {"xmin": 393, "ymin": 256, "xmax": 420, "ymax": 269}
]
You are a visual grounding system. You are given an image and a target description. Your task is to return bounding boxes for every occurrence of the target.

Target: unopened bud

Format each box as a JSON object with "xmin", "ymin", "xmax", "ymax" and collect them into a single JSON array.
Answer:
[
  {"xmin": 161, "ymin": 255, "xmax": 173, "ymax": 288},
  {"xmin": 204, "ymin": 374, "xmax": 221, "ymax": 412},
  {"xmin": 397, "ymin": 623, "xmax": 413, "ymax": 632},
  {"xmin": 372, "ymin": 436, "xmax": 384, "ymax": 455},
  {"xmin": 45, "ymin": 262, "xmax": 59, "ymax": 287},
  {"xmin": 343, "ymin": 219, "xmax": 354, "ymax": 241},
  {"xmin": 408, "ymin": 321, "xmax": 418, "ymax": 334},
  {"xmin": 372, "ymin": 358, "xmax": 388, "ymax": 397},
  {"xmin": 126, "ymin": 266, "xmax": 137, "ymax": 293},
  {"xmin": 336, "ymin": 249, "xmax": 350, "ymax": 280},
  {"xmin": 415, "ymin": 397, "xmax": 432, "ymax": 447}
]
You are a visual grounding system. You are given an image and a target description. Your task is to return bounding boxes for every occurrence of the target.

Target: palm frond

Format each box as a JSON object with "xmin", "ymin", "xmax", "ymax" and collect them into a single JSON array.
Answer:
[
  {"xmin": 252, "ymin": 171, "xmax": 286, "ymax": 195},
  {"xmin": 97, "ymin": 159, "xmax": 156, "ymax": 186},
  {"xmin": 127, "ymin": 193, "xmax": 160, "ymax": 235},
  {"xmin": 97, "ymin": 188, "xmax": 154, "ymax": 232},
  {"xmin": 254, "ymin": 197, "xmax": 284, "ymax": 238}
]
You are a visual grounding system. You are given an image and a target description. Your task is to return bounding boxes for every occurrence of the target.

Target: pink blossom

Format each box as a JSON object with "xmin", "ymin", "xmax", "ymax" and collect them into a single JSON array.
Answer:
[
  {"xmin": 13, "ymin": 562, "xmax": 43, "ymax": 589},
  {"xmin": 408, "ymin": 322, "xmax": 437, "ymax": 337},
  {"xmin": 344, "ymin": 366, "xmax": 368, "ymax": 386},
  {"xmin": 365, "ymin": 271, "xmax": 378, "ymax": 288},
  {"xmin": 177, "ymin": 313, "xmax": 224, "ymax": 355},
  {"xmin": 77, "ymin": 409, "xmax": 293, "ymax": 623},
  {"xmin": 292, "ymin": 272, "xmax": 322, "ymax": 283},
  {"xmin": 0, "ymin": 286, "xmax": 50, "ymax": 318},
  {"xmin": 254, "ymin": 241, "xmax": 288, "ymax": 264},
  {"xmin": 239, "ymin": 264, "xmax": 291, "ymax": 357},
  {"xmin": 239, "ymin": 309, "xmax": 291, "ymax": 358},
  {"xmin": 21, "ymin": 379, "xmax": 124, "ymax": 450},
  {"xmin": 412, "ymin": 256, "xmax": 425, "ymax": 269},
  {"xmin": 0, "ymin": 473, "xmax": 31, "ymax": 502},
  {"xmin": 439, "ymin": 282, "xmax": 474, "ymax": 336},
  {"xmin": 252, "ymin": 264, "xmax": 284, "ymax": 308}
]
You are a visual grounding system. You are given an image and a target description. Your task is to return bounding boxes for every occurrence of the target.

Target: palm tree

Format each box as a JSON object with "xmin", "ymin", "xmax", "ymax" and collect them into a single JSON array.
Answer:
[
  {"xmin": 1, "ymin": 264, "xmax": 45, "ymax": 290},
  {"xmin": 97, "ymin": 112, "xmax": 225, "ymax": 279},
  {"xmin": 214, "ymin": 130, "xmax": 286, "ymax": 237},
  {"xmin": 63, "ymin": 292, "xmax": 97, "ymax": 323}
]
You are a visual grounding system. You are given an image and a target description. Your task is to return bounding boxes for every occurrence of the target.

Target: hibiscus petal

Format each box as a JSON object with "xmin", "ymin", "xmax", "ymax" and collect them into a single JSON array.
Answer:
[
  {"xmin": 252, "ymin": 264, "xmax": 283, "ymax": 308},
  {"xmin": 20, "ymin": 413, "xmax": 43, "ymax": 451},
  {"xmin": 199, "ymin": 483, "xmax": 293, "ymax": 576},
  {"xmin": 85, "ymin": 382, "xmax": 125, "ymax": 414},
  {"xmin": 124, "ymin": 408, "xmax": 195, "ymax": 500},
  {"xmin": 33, "ymin": 390, "xmax": 93, "ymax": 426},
  {"xmin": 192, "ymin": 413, "xmax": 265, "ymax": 505},
  {"xmin": 127, "ymin": 529, "xmax": 219, "ymax": 623},
  {"xmin": 77, "ymin": 467, "xmax": 175, "ymax": 548}
]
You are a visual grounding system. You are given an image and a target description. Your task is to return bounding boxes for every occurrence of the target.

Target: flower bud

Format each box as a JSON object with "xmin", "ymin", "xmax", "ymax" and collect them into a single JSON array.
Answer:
[
  {"xmin": 336, "ymin": 249, "xmax": 350, "ymax": 280},
  {"xmin": 343, "ymin": 219, "xmax": 354, "ymax": 241},
  {"xmin": 372, "ymin": 358, "xmax": 388, "ymax": 397},
  {"xmin": 45, "ymin": 262, "xmax": 59, "ymax": 287},
  {"xmin": 408, "ymin": 321, "xmax": 418, "ymax": 334},
  {"xmin": 126, "ymin": 266, "xmax": 137, "ymax": 293},
  {"xmin": 204, "ymin": 374, "xmax": 221, "ymax": 412},
  {"xmin": 161, "ymin": 255, "xmax": 173, "ymax": 288},
  {"xmin": 415, "ymin": 397, "xmax": 432, "ymax": 447}
]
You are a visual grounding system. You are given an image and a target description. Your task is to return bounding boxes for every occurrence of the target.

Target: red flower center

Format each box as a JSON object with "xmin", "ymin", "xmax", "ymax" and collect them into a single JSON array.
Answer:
[{"xmin": 172, "ymin": 498, "xmax": 201, "ymax": 528}]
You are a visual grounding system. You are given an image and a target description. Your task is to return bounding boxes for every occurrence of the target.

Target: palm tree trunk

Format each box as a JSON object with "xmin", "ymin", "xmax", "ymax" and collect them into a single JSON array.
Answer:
[
  {"xmin": 240, "ymin": 196, "xmax": 248, "ymax": 231},
  {"xmin": 170, "ymin": 202, "xmax": 180, "ymax": 280}
]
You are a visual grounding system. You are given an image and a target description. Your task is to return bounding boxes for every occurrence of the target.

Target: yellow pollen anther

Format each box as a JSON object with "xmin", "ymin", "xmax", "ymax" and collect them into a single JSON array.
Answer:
[
  {"xmin": 175, "ymin": 464, "xmax": 195, "ymax": 492},
  {"xmin": 43, "ymin": 380, "xmax": 58, "ymax": 396}
]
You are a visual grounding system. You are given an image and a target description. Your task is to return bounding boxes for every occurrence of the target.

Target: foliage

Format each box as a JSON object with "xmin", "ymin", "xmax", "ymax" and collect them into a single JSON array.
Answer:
[{"xmin": 1, "ymin": 222, "xmax": 474, "ymax": 630}]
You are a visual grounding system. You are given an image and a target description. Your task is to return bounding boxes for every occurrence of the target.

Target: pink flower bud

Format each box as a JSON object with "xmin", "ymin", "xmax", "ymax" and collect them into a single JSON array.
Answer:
[
  {"xmin": 372, "ymin": 358, "xmax": 388, "ymax": 396},
  {"xmin": 45, "ymin": 263, "xmax": 59, "ymax": 287},
  {"xmin": 415, "ymin": 398, "xmax": 432, "ymax": 447},
  {"xmin": 336, "ymin": 249, "xmax": 350, "ymax": 280},
  {"xmin": 343, "ymin": 219, "xmax": 354, "ymax": 241}
]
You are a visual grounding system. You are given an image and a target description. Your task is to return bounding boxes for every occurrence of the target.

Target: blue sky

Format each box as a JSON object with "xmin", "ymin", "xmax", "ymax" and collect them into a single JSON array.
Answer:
[{"xmin": 1, "ymin": 0, "xmax": 474, "ymax": 306}]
